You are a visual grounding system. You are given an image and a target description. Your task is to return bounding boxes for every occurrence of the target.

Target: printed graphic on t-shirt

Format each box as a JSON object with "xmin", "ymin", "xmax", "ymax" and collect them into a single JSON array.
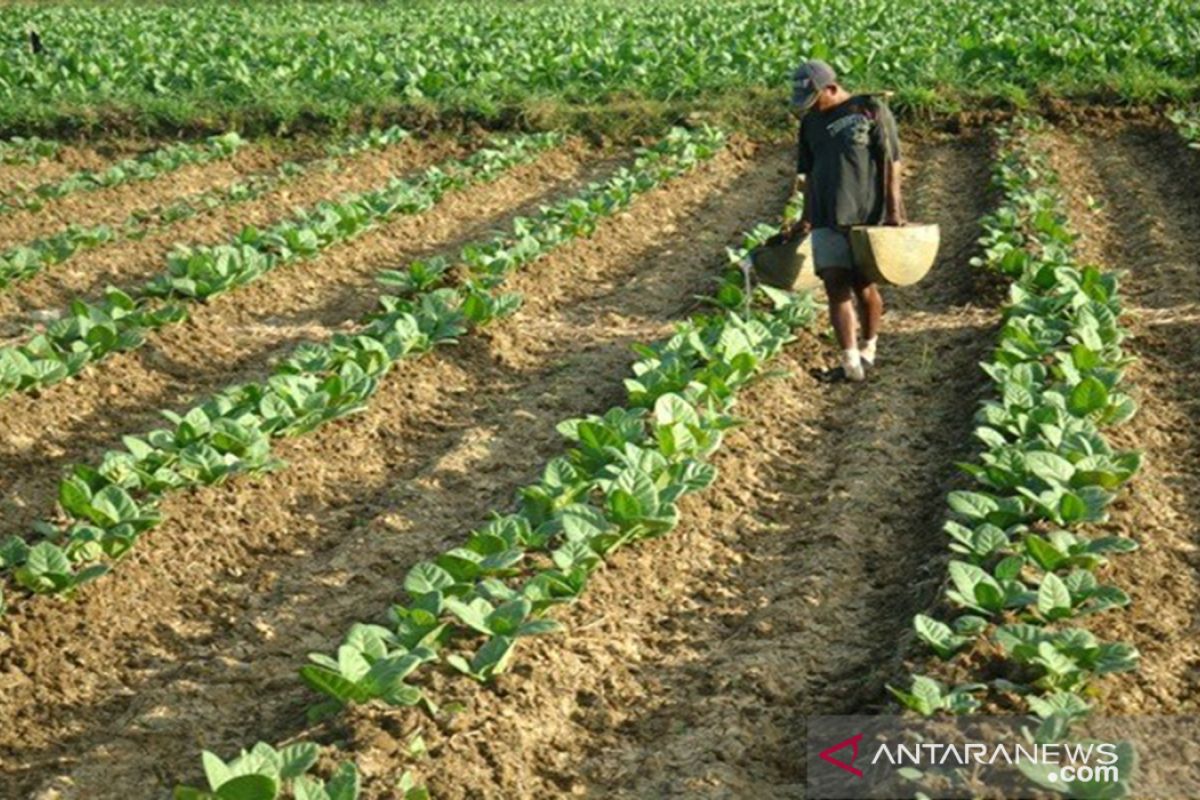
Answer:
[{"xmin": 826, "ymin": 113, "xmax": 873, "ymax": 147}]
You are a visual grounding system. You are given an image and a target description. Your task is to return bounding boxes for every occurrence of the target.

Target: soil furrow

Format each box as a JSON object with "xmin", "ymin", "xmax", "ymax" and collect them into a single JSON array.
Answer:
[
  {"xmin": 0, "ymin": 141, "xmax": 295, "ymax": 251},
  {"xmin": 0, "ymin": 143, "xmax": 113, "ymax": 196},
  {"xmin": 0, "ymin": 142, "xmax": 599, "ymax": 536},
  {"xmin": 0, "ymin": 134, "xmax": 445, "ymax": 325},
  {"xmin": 1, "ymin": 140, "xmax": 785, "ymax": 799},
  {"xmin": 1041, "ymin": 123, "xmax": 1200, "ymax": 714},
  {"xmin": 330, "ymin": 137, "xmax": 997, "ymax": 800}
]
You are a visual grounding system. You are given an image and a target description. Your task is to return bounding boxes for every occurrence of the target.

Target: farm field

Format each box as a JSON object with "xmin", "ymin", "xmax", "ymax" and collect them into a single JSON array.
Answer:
[
  {"xmin": 0, "ymin": 2, "xmax": 1198, "ymax": 799},
  {"xmin": 1, "ymin": 0, "xmax": 1200, "ymax": 134}
]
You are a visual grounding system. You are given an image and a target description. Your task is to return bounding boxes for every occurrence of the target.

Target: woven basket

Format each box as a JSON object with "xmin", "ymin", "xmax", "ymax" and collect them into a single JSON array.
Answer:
[
  {"xmin": 849, "ymin": 224, "xmax": 940, "ymax": 286},
  {"xmin": 750, "ymin": 233, "xmax": 821, "ymax": 292}
]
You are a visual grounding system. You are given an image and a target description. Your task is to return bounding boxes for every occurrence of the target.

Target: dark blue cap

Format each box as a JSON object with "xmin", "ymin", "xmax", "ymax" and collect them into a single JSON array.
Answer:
[{"xmin": 792, "ymin": 59, "xmax": 837, "ymax": 109}]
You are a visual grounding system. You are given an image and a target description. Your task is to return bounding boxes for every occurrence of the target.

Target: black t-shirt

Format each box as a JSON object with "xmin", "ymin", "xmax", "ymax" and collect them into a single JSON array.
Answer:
[{"xmin": 796, "ymin": 95, "xmax": 901, "ymax": 228}]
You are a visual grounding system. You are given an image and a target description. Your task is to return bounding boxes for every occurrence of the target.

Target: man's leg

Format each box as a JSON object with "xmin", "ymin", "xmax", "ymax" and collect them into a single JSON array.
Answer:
[
  {"xmin": 821, "ymin": 269, "xmax": 865, "ymax": 381},
  {"xmin": 853, "ymin": 278, "xmax": 883, "ymax": 365}
]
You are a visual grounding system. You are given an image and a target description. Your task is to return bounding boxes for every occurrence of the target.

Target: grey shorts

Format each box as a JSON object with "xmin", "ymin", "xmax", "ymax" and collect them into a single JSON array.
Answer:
[{"xmin": 811, "ymin": 227, "xmax": 862, "ymax": 278}]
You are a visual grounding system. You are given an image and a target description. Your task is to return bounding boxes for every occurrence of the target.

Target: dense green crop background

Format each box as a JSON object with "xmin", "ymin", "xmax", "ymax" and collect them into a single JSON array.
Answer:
[{"xmin": 1, "ymin": 0, "xmax": 1197, "ymax": 134}]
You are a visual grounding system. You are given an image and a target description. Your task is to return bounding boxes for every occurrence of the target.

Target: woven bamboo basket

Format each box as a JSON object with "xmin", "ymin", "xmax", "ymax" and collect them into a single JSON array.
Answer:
[
  {"xmin": 849, "ymin": 224, "xmax": 940, "ymax": 286},
  {"xmin": 750, "ymin": 232, "xmax": 821, "ymax": 292}
]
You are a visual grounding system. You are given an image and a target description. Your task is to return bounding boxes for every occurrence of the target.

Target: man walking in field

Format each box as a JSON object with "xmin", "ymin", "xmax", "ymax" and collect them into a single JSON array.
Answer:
[{"xmin": 787, "ymin": 59, "xmax": 905, "ymax": 383}]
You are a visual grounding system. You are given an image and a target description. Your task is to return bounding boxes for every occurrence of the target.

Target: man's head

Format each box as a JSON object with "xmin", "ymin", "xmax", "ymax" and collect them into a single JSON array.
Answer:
[{"xmin": 791, "ymin": 59, "xmax": 840, "ymax": 113}]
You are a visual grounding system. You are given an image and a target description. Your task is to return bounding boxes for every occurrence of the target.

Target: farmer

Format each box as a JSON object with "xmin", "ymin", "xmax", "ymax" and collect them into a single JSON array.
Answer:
[{"xmin": 786, "ymin": 59, "xmax": 904, "ymax": 383}]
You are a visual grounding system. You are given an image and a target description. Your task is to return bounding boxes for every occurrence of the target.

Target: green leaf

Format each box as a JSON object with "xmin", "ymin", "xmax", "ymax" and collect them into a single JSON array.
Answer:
[
  {"xmin": 75, "ymin": 563, "xmax": 110, "ymax": 586},
  {"xmin": 278, "ymin": 742, "xmax": 319, "ymax": 781},
  {"xmin": 914, "ymin": 614, "xmax": 968, "ymax": 660},
  {"xmin": 404, "ymin": 562, "xmax": 454, "ymax": 596},
  {"xmin": 444, "ymin": 597, "xmax": 495, "ymax": 635},
  {"xmin": 947, "ymin": 491, "xmax": 997, "ymax": 522},
  {"xmin": 1037, "ymin": 572, "xmax": 1072, "ymax": 620},
  {"xmin": 994, "ymin": 555, "xmax": 1025, "ymax": 581},
  {"xmin": 293, "ymin": 777, "xmax": 330, "ymax": 800},
  {"xmin": 0, "ymin": 535, "xmax": 30, "ymax": 569},
  {"xmin": 299, "ymin": 666, "xmax": 360, "ymax": 704},
  {"xmin": 904, "ymin": 675, "xmax": 944, "ymax": 715},
  {"xmin": 444, "ymin": 653, "xmax": 476, "ymax": 680},
  {"xmin": 435, "ymin": 548, "xmax": 482, "ymax": 581},
  {"xmin": 58, "ymin": 477, "xmax": 94, "ymax": 519},
  {"xmin": 202, "ymin": 752, "xmax": 235, "ymax": 791},
  {"xmin": 995, "ymin": 623, "xmax": 1044, "ymax": 656},
  {"xmin": 517, "ymin": 618, "xmax": 562, "ymax": 637},
  {"xmin": 1035, "ymin": 641, "xmax": 1079, "ymax": 679},
  {"xmin": 25, "ymin": 541, "xmax": 71, "ymax": 578},
  {"xmin": 974, "ymin": 580, "xmax": 1006, "ymax": 613},
  {"xmin": 326, "ymin": 762, "xmax": 361, "ymax": 800},
  {"xmin": 1026, "ymin": 691, "xmax": 1091, "ymax": 720},
  {"xmin": 1025, "ymin": 535, "xmax": 1067, "ymax": 571},
  {"xmin": 247, "ymin": 742, "xmax": 282, "ymax": 777},
  {"xmin": 559, "ymin": 504, "xmax": 611, "ymax": 543},
  {"xmin": 336, "ymin": 645, "xmax": 372, "ymax": 682},
  {"xmin": 1024, "ymin": 451, "xmax": 1075, "ymax": 486},
  {"xmin": 607, "ymin": 490, "xmax": 644, "ymax": 525},
  {"xmin": 653, "ymin": 393, "xmax": 700, "ymax": 427},
  {"xmin": 174, "ymin": 788, "xmax": 217, "ymax": 800},
  {"xmin": 1087, "ymin": 536, "xmax": 1137, "ymax": 555},
  {"xmin": 1094, "ymin": 642, "xmax": 1139, "ymax": 674},
  {"xmin": 214, "ymin": 775, "xmax": 278, "ymax": 800},
  {"xmin": 953, "ymin": 615, "xmax": 988, "ymax": 636},
  {"xmin": 470, "ymin": 634, "xmax": 517, "ymax": 679},
  {"xmin": 614, "ymin": 468, "xmax": 658, "ymax": 516},
  {"xmin": 91, "ymin": 484, "xmax": 140, "ymax": 526},
  {"xmin": 676, "ymin": 460, "xmax": 717, "ymax": 493},
  {"xmin": 947, "ymin": 561, "xmax": 1004, "ymax": 613},
  {"xmin": 1067, "ymin": 376, "xmax": 1109, "ymax": 417},
  {"xmin": 485, "ymin": 598, "xmax": 531, "ymax": 636},
  {"xmin": 1058, "ymin": 491, "xmax": 1090, "ymax": 524}
]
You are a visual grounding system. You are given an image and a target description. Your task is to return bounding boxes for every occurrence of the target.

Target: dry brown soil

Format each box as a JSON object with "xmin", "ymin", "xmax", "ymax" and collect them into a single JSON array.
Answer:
[
  {"xmin": 0, "ymin": 139, "xmax": 597, "ymax": 535},
  {"xmin": 1041, "ymin": 124, "xmax": 1200, "ymax": 715},
  {"xmin": 0, "ymin": 132, "xmax": 1034, "ymax": 799}
]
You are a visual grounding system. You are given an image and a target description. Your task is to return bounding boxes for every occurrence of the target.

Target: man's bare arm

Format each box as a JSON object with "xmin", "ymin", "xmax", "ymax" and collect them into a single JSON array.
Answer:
[
  {"xmin": 884, "ymin": 160, "xmax": 905, "ymax": 225},
  {"xmin": 785, "ymin": 174, "xmax": 814, "ymax": 237}
]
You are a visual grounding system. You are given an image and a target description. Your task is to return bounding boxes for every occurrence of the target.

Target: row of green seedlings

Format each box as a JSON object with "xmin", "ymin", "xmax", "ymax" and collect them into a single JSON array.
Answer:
[
  {"xmin": 0, "ymin": 126, "xmax": 411, "ymax": 291},
  {"xmin": 175, "ymin": 742, "xmax": 431, "ymax": 800},
  {"xmin": 175, "ymin": 740, "xmax": 372, "ymax": 800},
  {"xmin": 174, "ymin": 197, "xmax": 817, "ymax": 800},
  {"xmin": 0, "ymin": 135, "xmax": 59, "ymax": 166},
  {"xmin": 0, "ymin": 132, "xmax": 558, "ymax": 401},
  {"xmin": 0, "ymin": 132, "xmax": 243, "ymax": 215},
  {"xmin": 1167, "ymin": 107, "xmax": 1200, "ymax": 149},
  {"xmin": 894, "ymin": 118, "xmax": 1141, "ymax": 726},
  {"xmin": 0, "ymin": 126, "xmax": 726, "ymax": 613}
]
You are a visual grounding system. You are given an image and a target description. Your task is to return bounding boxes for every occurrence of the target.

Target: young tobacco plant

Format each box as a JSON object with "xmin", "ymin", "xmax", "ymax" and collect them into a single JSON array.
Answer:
[
  {"xmin": 0, "ymin": 133, "xmax": 243, "ymax": 216},
  {"xmin": 890, "ymin": 675, "xmax": 987, "ymax": 716},
  {"xmin": 298, "ymin": 188, "xmax": 815, "ymax": 723},
  {"xmin": 898, "ymin": 117, "xmax": 1141, "ymax": 720},
  {"xmin": 0, "ymin": 135, "xmax": 59, "ymax": 165},
  {"xmin": 174, "ymin": 741, "xmax": 359, "ymax": 800},
  {"xmin": 0, "ymin": 133, "xmax": 555, "ymax": 401},
  {"xmin": 0, "ymin": 127, "xmax": 728, "ymax": 610},
  {"xmin": 0, "ymin": 127, "xmax": 412, "ymax": 292},
  {"xmin": 171, "ymin": 159, "xmax": 817, "ymax": 796}
]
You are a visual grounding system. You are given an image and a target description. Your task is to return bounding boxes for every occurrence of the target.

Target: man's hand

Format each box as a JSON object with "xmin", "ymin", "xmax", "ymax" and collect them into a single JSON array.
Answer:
[
  {"xmin": 781, "ymin": 218, "xmax": 812, "ymax": 239},
  {"xmin": 883, "ymin": 160, "xmax": 905, "ymax": 226}
]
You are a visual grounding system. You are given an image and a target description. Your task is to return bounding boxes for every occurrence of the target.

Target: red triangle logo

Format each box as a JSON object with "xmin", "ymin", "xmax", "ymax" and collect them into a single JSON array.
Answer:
[{"xmin": 819, "ymin": 733, "xmax": 864, "ymax": 777}]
